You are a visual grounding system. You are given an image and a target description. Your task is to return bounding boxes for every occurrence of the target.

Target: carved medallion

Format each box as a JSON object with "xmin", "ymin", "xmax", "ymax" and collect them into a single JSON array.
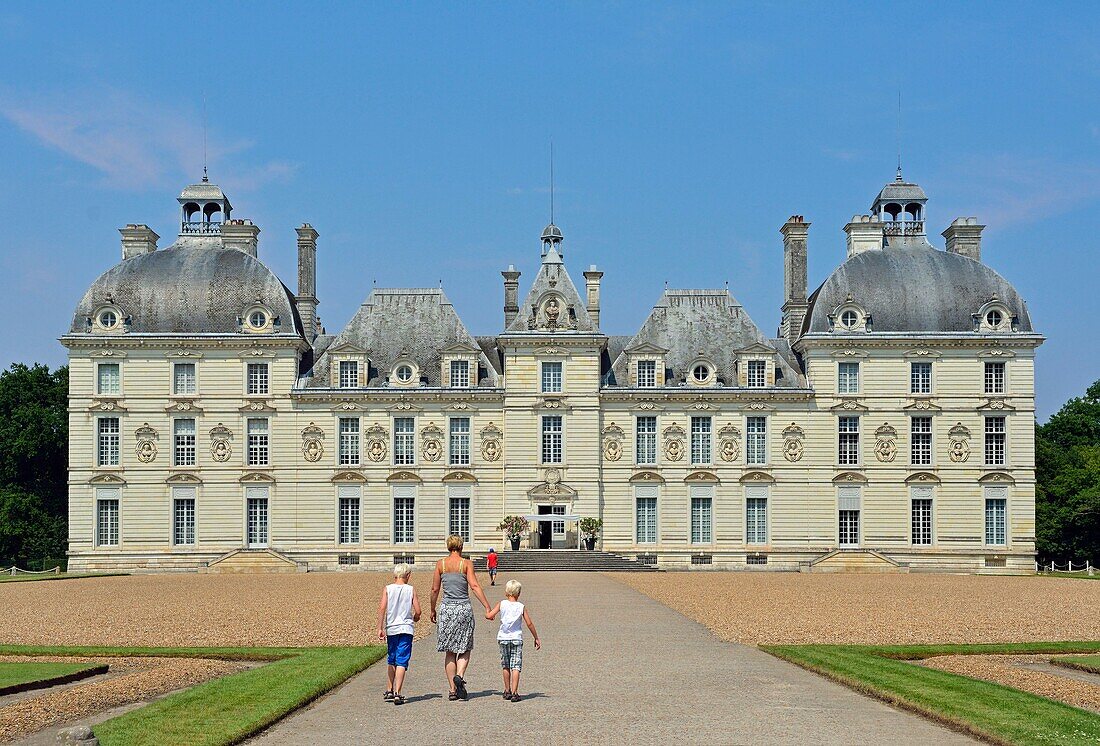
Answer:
[
  {"xmin": 135, "ymin": 423, "xmax": 158, "ymax": 463},
  {"xmin": 718, "ymin": 423, "xmax": 741, "ymax": 463},
  {"xmin": 420, "ymin": 423, "xmax": 443, "ymax": 463},
  {"xmin": 782, "ymin": 423, "xmax": 804, "ymax": 463},
  {"xmin": 480, "ymin": 422, "xmax": 502, "ymax": 462},
  {"xmin": 603, "ymin": 423, "xmax": 624, "ymax": 462},
  {"xmin": 301, "ymin": 422, "xmax": 325, "ymax": 463},
  {"xmin": 210, "ymin": 424, "xmax": 233, "ymax": 462},
  {"xmin": 366, "ymin": 423, "xmax": 388, "ymax": 463},
  {"xmin": 949, "ymin": 422, "xmax": 971, "ymax": 463},
  {"xmin": 874, "ymin": 422, "xmax": 898, "ymax": 463},
  {"xmin": 663, "ymin": 424, "xmax": 686, "ymax": 462}
]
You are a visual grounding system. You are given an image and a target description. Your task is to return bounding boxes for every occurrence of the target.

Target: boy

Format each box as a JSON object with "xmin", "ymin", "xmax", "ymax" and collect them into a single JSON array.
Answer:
[
  {"xmin": 487, "ymin": 547, "xmax": 498, "ymax": 586},
  {"xmin": 486, "ymin": 579, "xmax": 541, "ymax": 702},
  {"xmin": 377, "ymin": 563, "xmax": 421, "ymax": 705}
]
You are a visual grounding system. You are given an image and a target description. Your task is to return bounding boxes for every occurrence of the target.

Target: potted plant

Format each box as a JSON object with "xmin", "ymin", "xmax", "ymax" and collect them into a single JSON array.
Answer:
[
  {"xmin": 498, "ymin": 515, "xmax": 530, "ymax": 551},
  {"xmin": 579, "ymin": 517, "xmax": 603, "ymax": 550}
]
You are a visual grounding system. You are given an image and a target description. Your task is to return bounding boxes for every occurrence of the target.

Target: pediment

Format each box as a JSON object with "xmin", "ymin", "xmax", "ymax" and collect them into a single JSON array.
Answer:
[
  {"xmin": 739, "ymin": 470, "xmax": 774, "ymax": 484},
  {"xmin": 526, "ymin": 481, "xmax": 578, "ymax": 498},
  {"xmin": 629, "ymin": 470, "xmax": 665, "ymax": 484},
  {"xmin": 239, "ymin": 400, "xmax": 278, "ymax": 414},
  {"xmin": 533, "ymin": 396, "xmax": 571, "ymax": 412},
  {"xmin": 327, "ymin": 342, "xmax": 369, "ymax": 355},
  {"xmin": 89, "ymin": 398, "xmax": 127, "ymax": 413},
  {"xmin": 166, "ymin": 399, "xmax": 203, "ymax": 414},
  {"xmin": 237, "ymin": 347, "xmax": 275, "ymax": 359},
  {"xmin": 387, "ymin": 470, "xmax": 422, "ymax": 483},
  {"xmin": 239, "ymin": 471, "xmax": 275, "ymax": 483},
  {"xmin": 978, "ymin": 471, "xmax": 1015, "ymax": 485},
  {"xmin": 442, "ymin": 341, "xmax": 480, "ymax": 353},
  {"xmin": 831, "ymin": 398, "xmax": 868, "ymax": 413},
  {"xmin": 89, "ymin": 472, "xmax": 126, "ymax": 485},
  {"xmin": 684, "ymin": 470, "xmax": 719, "ymax": 484},
  {"xmin": 904, "ymin": 348, "xmax": 942, "ymax": 359},
  {"xmin": 832, "ymin": 471, "xmax": 867, "ymax": 484},
  {"xmin": 904, "ymin": 398, "xmax": 941, "ymax": 413},
  {"xmin": 625, "ymin": 341, "xmax": 670, "ymax": 355},
  {"xmin": 736, "ymin": 342, "xmax": 775, "ymax": 355},
  {"xmin": 904, "ymin": 471, "xmax": 940, "ymax": 485},
  {"xmin": 977, "ymin": 398, "xmax": 1015, "ymax": 412},
  {"xmin": 331, "ymin": 470, "xmax": 367, "ymax": 483},
  {"xmin": 165, "ymin": 349, "xmax": 202, "ymax": 359},
  {"xmin": 831, "ymin": 347, "xmax": 868, "ymax": 359},
  {"xmin": 977, "ymin": 348, "xmax": 1016, "ymax": 359},
  {"xmin": 442, "ymin": 470, "xmax": 478, "ymax": 483}
]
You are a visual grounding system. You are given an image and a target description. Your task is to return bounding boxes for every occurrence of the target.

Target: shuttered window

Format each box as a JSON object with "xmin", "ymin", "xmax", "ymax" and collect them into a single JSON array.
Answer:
[
  {"xmin": 173, "ymin": 362, "xmax": 196, "ymax": 395},
  {"xmin": 97, "ymin": 363, "xmax": 120, "ymax": 395}
]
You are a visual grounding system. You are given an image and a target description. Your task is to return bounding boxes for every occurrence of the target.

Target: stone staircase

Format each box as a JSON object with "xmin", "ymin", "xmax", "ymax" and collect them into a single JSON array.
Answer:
[
  {"xmin": 471, "ymin": 550, "xmax": 660, "ymax": 572},
  {"xmin": 202, "ymin": 548, "xmax": 306, "ymax": 574},
  {"xmin": 802, "ymin": 549, "xmax": 909, "ymax": 573}
]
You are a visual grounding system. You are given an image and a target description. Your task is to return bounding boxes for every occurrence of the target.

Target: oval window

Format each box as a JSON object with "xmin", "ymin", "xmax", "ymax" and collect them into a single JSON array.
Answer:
[
  {"xmin": 249, "ymin": 310, "xmax": 268, "ymax": 328},
  {"xmin": 840, "ymin": 309, "xmax": 859, "ymax": 329},
  {"xmin": 396, "ymin": 365, "xmax": 414, "ymax": 383},
  {"xmin": 985, "ymin": 309, "xmax": 1003, "ymax": 328},
  {"xmin": 99, "ymin": 310, "xmax": 118, "ymax": 329},
  {"xmin": 692, "ymin": 364, "xmax": 710, "ymax": 383}
]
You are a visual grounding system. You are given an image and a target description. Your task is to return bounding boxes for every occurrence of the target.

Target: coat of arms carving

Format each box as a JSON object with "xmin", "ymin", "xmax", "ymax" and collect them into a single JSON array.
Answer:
[
  {"xmin": 135, "ymin": 423, "xmax": 158, "ymax": 463},
  {"xmin": 663, "ymin": 424, "xmax": 686, "ymax": 462},
  {"xmin": 602, "ymin": 423, "xmax": 624, "ymax": 462},
  {"xmin": 421, "ymin": 423, "xmax": 444, "ymax": 463},
  {"xmin": 209, "ymin": 424, "xmax": 233, "ymax": 463},
  {"xmin": 949, "ymin": 422, "xmax": 971, "ymax": 463},
  {"xmin": 874, "ymin": 422, "xmax": 898, "ymax": 462},
  {"xmin": 480, "ymin": 422, "xmax": 502, "ymax": 462},
  {"xmin": 366, "ymin": 423, "xmax": 388, "ymax": 463},
  {"xmin": 301, "ymin": 422, "xmax": 325, "ymax": 463},
  {"xmin": 718, "ymin": 423, "xmax": 741, "ymax": 462},
  {"xmin": 782, "ymin": 423, "xmax": 805, "ymax": 463}
]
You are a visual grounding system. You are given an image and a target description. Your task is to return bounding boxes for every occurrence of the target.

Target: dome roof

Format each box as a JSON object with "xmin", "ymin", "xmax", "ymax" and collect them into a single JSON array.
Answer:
[
  {"xmin": 541, "ymin": 223, "xmax": 563, "ymax": 240},
  {"xmin": 874, "ymin": 179, "xmax": 927, "ymax": 205},
  {"xmin": 70, "ymin": 246, "xmax": 302, "ymax": 335},
  {"xmin": 179, "ymin": 180, "xmax": 229, "ymax": 202},
  {"xmin": 804, "ymin": 246, "xmax": 1032, "ymax": 334}
]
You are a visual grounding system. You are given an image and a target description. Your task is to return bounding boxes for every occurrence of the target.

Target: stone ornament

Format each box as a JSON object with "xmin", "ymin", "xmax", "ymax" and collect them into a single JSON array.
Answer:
[
  {"xmin": 301, "ymin": 422, "xmax": 325, "ymax": 463},
  {"xmin": 135, "ymin": 423, "xmax": 158, "ymax": 463},
  {"xmin": 421, "ymin": 423, "xmax": 444, "ymax": 463},
  {"xmin": 718, "ymin": 423, "xmax": 741, "ymax": 463},
  {"xmin": 209, "ymin": 424, "xmax": 233, "ymax": 463},
  {"xmin": 528, "ymin": 295, "xmax": 579, "ymax": 331},
  {"xmin": 874, "ymin": 423, "xmax": 898, "ymax": 463},
  {"xmin": 949, "ymin": 422, "xmax": 971, "ymax": 463},
  {"xmin": 663, "ymin": 424, "xmax": 686, "ymax": 462},
  {"xmin": 543, "ymin": 467, "xmax": 563, "ymax": 495},
  {"xmin": 480, "ymin": 423, "xmax": 502, "ymax": 462},
  {"xmin": 366, "ymin": 423, "xmax": 388, "ymax": 463},
  {"xmin": 782, "ymin": 423, "xmax": 805, "ymax": 463},
  {"xmin": 603, "ymin": 423, "xmax": 624, "ymax": 462}
]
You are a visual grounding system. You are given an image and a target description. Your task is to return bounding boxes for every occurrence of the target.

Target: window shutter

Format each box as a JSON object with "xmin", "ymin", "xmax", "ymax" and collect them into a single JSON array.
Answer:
[{"xmin": 837, "ymin": 486, "xmax": 861, "ymax": 511}]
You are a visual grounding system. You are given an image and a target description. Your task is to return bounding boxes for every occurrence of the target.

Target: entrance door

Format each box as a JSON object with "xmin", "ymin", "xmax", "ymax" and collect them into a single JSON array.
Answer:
[
  {"xmin": 246, "ymin": 488, "xmax": 269, "ymax": 548},
  {"xmin": 537, "ymin": 505, "xmax": 552, "ymax": 549}
]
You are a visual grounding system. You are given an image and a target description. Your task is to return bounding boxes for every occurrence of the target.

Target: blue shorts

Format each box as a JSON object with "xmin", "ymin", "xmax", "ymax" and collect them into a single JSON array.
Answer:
[{"xmin": 387, "ymin": 633, "xmax": 413, "ymax": 668}]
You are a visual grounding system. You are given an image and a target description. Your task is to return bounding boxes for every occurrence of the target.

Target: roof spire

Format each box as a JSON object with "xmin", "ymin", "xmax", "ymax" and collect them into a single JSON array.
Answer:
[
  {"xmin": 202, "ymin": 94, "xmax": 209, "ymax": 183},
  {"xmin": 895, "ymin": 89, "xmax": 903, "ymax": 182},
  {"xmin": 550, "ymin": 139, "xmax": 555, "ymax": 224},
  {"xmin": 540, "ymin": 140, "xmax": 563, "ymax": 260}
]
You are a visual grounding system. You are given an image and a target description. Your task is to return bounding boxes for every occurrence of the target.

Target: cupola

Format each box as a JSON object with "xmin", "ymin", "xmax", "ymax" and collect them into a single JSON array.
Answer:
[
  {"xmin": 178, "ymin": 171, "xmax": 232, "ymax": 236},
  {"xmin": 872, "ymin": 168, "xmax": 927, "ymax": 247},
  {"xmin": 541, "ymin": 223, "xmax": 564, "ymax": 261}
]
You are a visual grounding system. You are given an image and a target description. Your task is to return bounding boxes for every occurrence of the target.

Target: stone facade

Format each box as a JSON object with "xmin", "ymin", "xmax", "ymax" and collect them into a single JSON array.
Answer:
[{"xmin": 62, "ymin": 172, "xmax": 1042, "ymax": 572}]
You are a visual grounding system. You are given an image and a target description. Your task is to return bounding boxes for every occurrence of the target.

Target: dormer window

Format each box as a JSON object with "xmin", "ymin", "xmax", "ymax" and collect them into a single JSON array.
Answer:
[
  {"xmin": 975, "ymin": 298, "xmax": 1014, "ymax": 333},
  {"xmin": 249, "ymin": 310, "xmax": 268, "ymax": 328},
  {"xmin": 746, "ymin": 360, "xmax": 766, "ymax": 388},
  {"xmin": 985, "ymin": 310, "xmax": 1003, "ymax": 328},
  {"xmin": 691, "ymin": 364, "xmax": 712, "ymax": 384},
  {"xmin": 390, "ymin": 356, "xmax": 420, "ymax": 387},
  {"xmin": 396, "ymin": 365, "xmax": 414, "ymax": 383},
  {"xmin": 339, "ymin": 360, "xmax": 359, "ymax": 389},
  {"xmin": 637, "ymin": 360, "xmax": 656, "ymax": 388},
  {"xmin": 450, "ymin": 360, "xmax": 470, "ymax": 388},
  {"xmin": 99, "ymin": 310, "xmax": 118, "ymax": 329},
  {"xmin": 242, "ymin": 304, "xmax": 275, "ymax": 333},
  {"xmin": 840, "ymin": 310, "xmax": 859, "ymax": 329}
]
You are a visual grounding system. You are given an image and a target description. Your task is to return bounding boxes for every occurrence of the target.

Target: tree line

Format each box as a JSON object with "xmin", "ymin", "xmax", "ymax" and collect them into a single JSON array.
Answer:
[{"xmin": 0, "ymin": 363, "xmax": 1096, "ymax": 567}]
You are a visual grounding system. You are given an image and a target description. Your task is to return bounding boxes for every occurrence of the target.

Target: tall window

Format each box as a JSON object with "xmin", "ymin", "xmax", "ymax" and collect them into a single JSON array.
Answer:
[
  {"xmin": 393, "ymin": 417, "xmax": 416, "ymax": 465},
  {"xmin": 541, "ymin": 361, "xmax": 563, "ymax": 393},
  {"xmin": 690, "ymin": 487, "xmax": 713, "ymax": 544},
  {"xmin": 339, "ymin": 491, "xmax": 361, "ymax": 544},
  {"xmin": 635, "ymin": 485, "xmax": 657, "ymax": 543},
  {"xmin": 449, "ymin": 417, "xmax": 470, "ymax": 466},
  {"xmin": 911, "ymin": 488, "xmax": 933, "ymax": 546},
  {"xmin": 636, "ymin": 359, "xmax": 656, "ymax": 388},
  {"xmin": 173, "ymin": 418, "xmax": 196, "ymax": 467},
  {"xmin": 449, "ymin": 360, "xmax": 471, "ymax": 388},
  {"xmin": 97, "ymin": 417, "xmax": 120, "ymax": 466},
  {"xmin": 97, "ymin": 363, "xmax": 120, "ymax": 395},
  {"xmin": 837, "ymin": 362, "xmax": 859, "ymax": 394},
  {"xmin": 339, "ymin": 417, "xmax": 360, "ymax": 466},
  {"xmin": 910, "ymin": 416, "xmax": 932, "ymax": 466},
  {"xmin": 746, "ymin": 360, "xmax": 766, "ymax": 388},
  {"xmin": 552, "ymin": 504, "xmax": 566, "ymax": 535},
  {"xmin": 910, "ymin": 361, "xmax": 932, "ymax": 394},
  {"xmin": 984, "ymin": 416, "xmax": 1006, "ymax": 466},
  {"xmin": 838, "ymin": 416, "xmax": 860, "ymax": 465},
  {"xmin": 838, "ymin": 487, "xmax": 861, "ymax": 546},
  {"xmin": 247, "ymin": 418, "xmax": 269, "ymax": 466},
  {"xmin": 690, "ymin": 416, "xmax": 712, "ymax": 465},
  {"xmin": 173, "ymin": 362, "xmax": 196, "ymax": 395},
  {"xmin": 393, "ymin": 487, "xmax": 416, "ymax": 544},
  {"xmin": 984, "ymin": 491, "xmax": 1007, "ymax": 545},
  {"xmin": 745, "ymin": 486, "xmax": 768, "ymax": 545},
  {"xmin": 636, "ymin": 416, "xmax": 657, "ymax": 465},
  {"xmin": 339, "ymin": 360, "xmax": 359, "ymax": 389},
  {"xmin": 448, "ymin": 487, "xmax": 471, "ymax": 541},
  {"xmin": 173, "ymin": 492, "xmax": 196, "ymax": 545},
  {"xmin": 96, "ymin": 497, "xmax": 119, "ymax": 546},
  {"xmin": 984, "ymin": 362, "xmax": 1006, "ymax": 394},
  {"xmin": 746, "ymin": 416, "xmax": 767, "ymax": 465},
  {"xmin": 541, "ymin": 415, "xmax": 563, "ymax": 463},
  {"xmin": 247, "ymin": 362, "xmax": 269, "ymax": 395}
]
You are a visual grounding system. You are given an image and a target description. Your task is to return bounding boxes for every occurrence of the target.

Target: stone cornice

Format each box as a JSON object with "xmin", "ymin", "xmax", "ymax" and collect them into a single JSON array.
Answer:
[
  {"xmin": 292, "ymin": 389, "xmax": 505, "ymax": 404},
  {"xmin": 60, "ymin": 334, "xmax": 310, "ymax": 353},
  {"xmin": 599, "ymin": 389, "xmax": 812, "ymax": 404},
  {"xmin": 796, "ymin": 333, "xmax": 1044, "ymax": 354}
]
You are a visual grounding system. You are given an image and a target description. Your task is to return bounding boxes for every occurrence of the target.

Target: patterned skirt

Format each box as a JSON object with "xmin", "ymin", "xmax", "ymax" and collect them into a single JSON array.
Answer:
[{"xmin": 436, "ymin": 600, "xmax": 475, "ymax": 653}]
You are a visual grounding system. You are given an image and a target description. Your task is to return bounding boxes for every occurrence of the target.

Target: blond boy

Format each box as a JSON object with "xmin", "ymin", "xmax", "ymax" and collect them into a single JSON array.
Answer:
[
  {"xmin": 377, "ymin": 563, "xmax": 422, "ymax": 705},
  {"xmin": 485, "ymin": 579, "xmax": 541, "ymax": 702}
]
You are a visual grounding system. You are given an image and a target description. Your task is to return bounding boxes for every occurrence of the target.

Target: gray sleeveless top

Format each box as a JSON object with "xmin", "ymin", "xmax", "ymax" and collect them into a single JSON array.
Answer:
[{"xmin": 440, "ymin": 560, "xmax": 470, "ymax": 603}]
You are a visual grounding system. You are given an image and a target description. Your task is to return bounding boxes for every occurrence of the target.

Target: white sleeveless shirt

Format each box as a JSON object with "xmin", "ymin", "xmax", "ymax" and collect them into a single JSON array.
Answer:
[
  {"xmin": 385, "ymin": 583, "xmax": 415, "ymax": 635},
  {"xmin": 497, "ymin": 599, "xmax": 524, "ymax": 642}
]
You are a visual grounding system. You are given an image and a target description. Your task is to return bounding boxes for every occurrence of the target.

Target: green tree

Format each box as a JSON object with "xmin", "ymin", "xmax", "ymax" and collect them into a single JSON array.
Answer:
[
  {"xmin": 1036, "ymin": 380, "xmax": 1100, "ymax": 563},
  {"xmin": 0, "ymin": 486, "xmax": 68, "ymax": 568}
]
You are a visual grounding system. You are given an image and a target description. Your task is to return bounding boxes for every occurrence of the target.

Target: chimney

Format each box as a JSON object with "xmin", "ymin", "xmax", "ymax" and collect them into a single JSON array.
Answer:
[
  {"xmin": 295, "ymin": 224, "xmax": 319, "ymax": 341},
  {"xmin": 943, "ymin": 217, "xmax": 984, "ymax": 262},
  {"xmin": 120, "ymin": 224, "xmax": 159, "ymax": 260},
  {"xmin": 844, "ymin": 214, "xmax": 883, "ymax": 257},
  {"xmin": 502, "ymin": 265, "xmax": 521, "ymax": 328},
  {"xmin": 583, "ymin": 265, "xmax": 604, "ymax": 329},
  {"xmin": 221, "ymin": 219, "xmax": 260, "ymax": 257},
  {"xmin": 779, "ymin": 216, "xmax": 809, "ymax": 343}
]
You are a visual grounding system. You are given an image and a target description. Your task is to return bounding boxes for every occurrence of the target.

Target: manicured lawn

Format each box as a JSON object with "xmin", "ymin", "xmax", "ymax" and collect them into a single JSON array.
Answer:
[
  {"xmin": 1051, "ymin": 655, "xmax": 1100, "ymax": 675},
  {"xmin": 0, "ymin": 661, "xmax": 107, "ymax": 694},
  {"xmin": 0, "ymin": 572, "xmax": 129, "ymax": 583},
  {"xmin": 0, "ymin": 645, "xmax": 385, "ymax": 746},
  {"xmin": 763, "ymin": 642, "xmax": 1100, "ymax": 745},
  {"xmin": 1037, "ymin": 571, "xmax": 1100, "ymax": 581}
]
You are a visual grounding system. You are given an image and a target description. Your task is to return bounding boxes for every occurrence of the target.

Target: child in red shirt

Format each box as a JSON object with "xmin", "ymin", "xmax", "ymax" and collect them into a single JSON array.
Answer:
[{"xmin": 487, "ymin": 548, "xmax": 498, "ymax": 586}]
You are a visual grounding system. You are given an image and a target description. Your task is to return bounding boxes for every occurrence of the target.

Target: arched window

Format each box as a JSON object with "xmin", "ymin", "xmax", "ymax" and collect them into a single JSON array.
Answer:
[
  {"xmin": 904, "ymin": 203, "xmax": 922, "ymax": 221},
  {"xmin": 883, "ymin": 203, "xmax": 902, "ymax": 221}
]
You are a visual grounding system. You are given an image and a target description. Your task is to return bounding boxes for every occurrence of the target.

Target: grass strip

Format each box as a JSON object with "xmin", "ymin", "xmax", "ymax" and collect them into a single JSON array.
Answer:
[
  {"xmin": 1050, "ymin": 655, "xmax": 1100, "ymax": 676},
  {"xmin": 0, "ymin": 644, "xmax": 385, "ymax": 746},
  {"xmin": 763, "ymin": 643, "xmax": 1100, "ymax": 746},
  {"xmin": 0, "ymin": 572, "xmax": 129, "ymax": 583},
  {"xmin": 0, "ymin": 661, "xmax": 107, "ymax": 695}
]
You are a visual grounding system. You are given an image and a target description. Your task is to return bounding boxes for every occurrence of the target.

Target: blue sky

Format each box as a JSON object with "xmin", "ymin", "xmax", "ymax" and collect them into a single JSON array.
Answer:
[{"xmin": 1, "ymin": 2, "xmax": 1096, "ymax": 419}]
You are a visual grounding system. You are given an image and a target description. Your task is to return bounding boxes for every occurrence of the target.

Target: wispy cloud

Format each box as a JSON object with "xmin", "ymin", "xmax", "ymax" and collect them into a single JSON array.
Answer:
[{"xmin": 0, "ymin": 87, "xmax": 294, "ymax": 191}]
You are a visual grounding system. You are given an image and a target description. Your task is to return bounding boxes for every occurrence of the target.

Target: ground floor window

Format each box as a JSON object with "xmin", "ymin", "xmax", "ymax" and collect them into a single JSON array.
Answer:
[
  {"xmin": 690, "ymin": 485, "xmax": 713, "ymax": 544},
  {"xmin": 172, "ymin": 488, "xmax": 196, "ymax": 546},
  {"xmin": 338, "ymin": 487, "xmax": 361, "ymax": 544},
  {"xmin": 745, "ymin": 485, "xmax": 768, "ymax": 545},
  {"xmin": 985, "ymin": 488, "xmax": 1007, "ymax": 546},
  {"xmin": 96, "ymin": 492, "xmax": 119, "ymax": 547},
  {"xmin": 838, "ymin": 486, "xmax": 861, "ymax": 546},
  {"xmin": 635, "ymin": 485, "xmax": 657, "ymax": 544},
  {"xmin": 393, "ymin": 486, "xmax": 416, "ymax": 544},
  {"xmin": 246, "ymin": 490, "xmax": 269, "ymax": 548},
  {"xmin": 551, "ymin": 504, "xmax": 566, "ymax": 536},
  {"xmin": 910, "ymin": 487, "xmax": 933, "ymax": 546},
  {"xmin": 448, "ymin": 485, "xmax": 471, "ymax": 542}
]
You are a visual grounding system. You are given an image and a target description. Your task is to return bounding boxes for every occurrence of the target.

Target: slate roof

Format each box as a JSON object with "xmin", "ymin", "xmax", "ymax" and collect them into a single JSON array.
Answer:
[
  {"xmin": 306, "ymin": 288, "xmax": 500, "ymax": 388},
  {"xmin": 874, "ymin": 179, "xmax": 927, "ymax": 205},
  {"xmin": 505, "ymin": 248, "xmax": 597, "ymax": 333},
  {"xmin": 803, "ymin": 245, "xmax": 1033, "ymax": 334},
  {"xmin": 610, "ymin": 289, "xmax": 805, "ymax": 388},
  {"xmin": 179, "ymin": 181, "xmax": 230, "ymax": 203},
  {"xmin": 69, "ymin": 244, "xmax": 302, "ymax": 336}
]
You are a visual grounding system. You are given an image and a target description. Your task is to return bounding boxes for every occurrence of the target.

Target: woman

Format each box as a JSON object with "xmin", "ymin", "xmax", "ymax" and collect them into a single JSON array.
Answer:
[{"xmin": 430, "ymin": 535, "xmax": 491, "ymax": 700}]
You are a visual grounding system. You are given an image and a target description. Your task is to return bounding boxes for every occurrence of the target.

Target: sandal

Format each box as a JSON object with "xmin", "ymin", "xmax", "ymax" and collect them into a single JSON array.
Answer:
[
  {"xmin": 510, "ymin": 693, "xmax": 521, "ymax": 702},
  {"xmin": 383, "ymin": 690, "xmax": 394, "ymax": 701},
  {"xmin": 448, "ymin": 692, "xmax": 459, "ymax": 701},
  {"xmin": 502, "ymin": 689, "xmax": 511, "ymax": 699},
  {"xmin": 453, "ymin": 675, "xmax": 468, "ymax": 700},
  {"xmin": 393, "ymin": 694, "xmax": 406, "ymax": 706}
]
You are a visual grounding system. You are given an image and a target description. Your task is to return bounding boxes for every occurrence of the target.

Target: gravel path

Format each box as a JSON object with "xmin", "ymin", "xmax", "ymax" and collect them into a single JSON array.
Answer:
[
  {"xmin": 249, "ymin": 572, "xmax": 972, "ymax": 745},
  {"xmin": 612, "ymin": 573, "xmax": 1100, "ymax": 644},
  {"xmin": 921, "ymin": 654, "xmax": 1100, "ymax": 713}
]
